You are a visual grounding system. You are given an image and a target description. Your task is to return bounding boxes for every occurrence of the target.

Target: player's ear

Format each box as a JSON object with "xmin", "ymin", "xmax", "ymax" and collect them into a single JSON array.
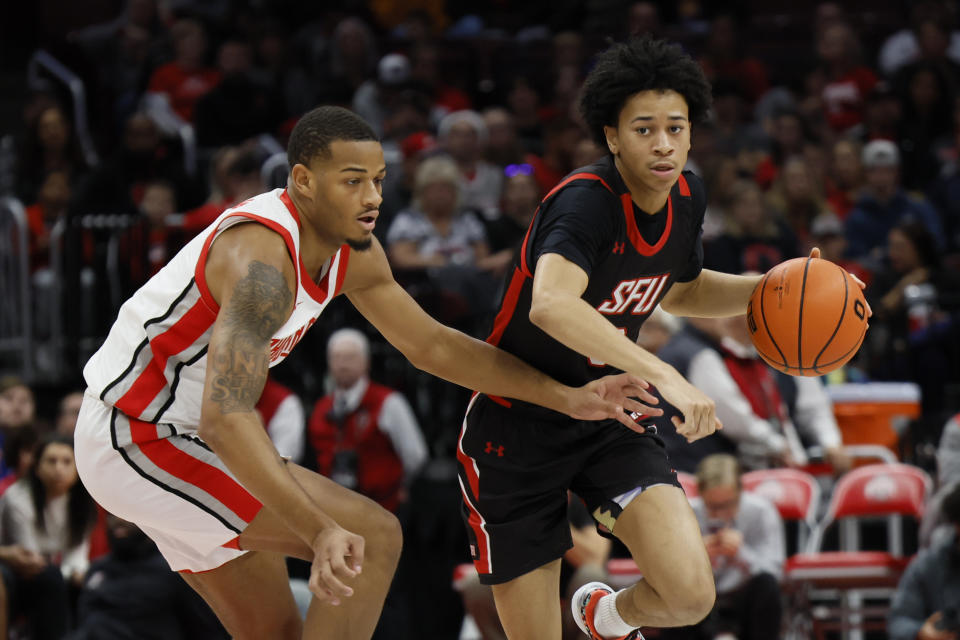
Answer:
[
  {"xmin": 603, "ymin": 125, "xmax": 619, "ymax": 155},
  {"xmin": 290, "ymin": 163, "xmax": 314, "ymax": 198}
]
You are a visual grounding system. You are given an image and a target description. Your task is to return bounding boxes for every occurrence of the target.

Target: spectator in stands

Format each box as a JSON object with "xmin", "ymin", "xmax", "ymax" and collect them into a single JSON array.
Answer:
[
  {"xmin": 408, "ymin": 41, "xmax": 471, "ymax": 122},
  {"xmin": 353, "ymin": 53, "xmax": 414, "ymax": 138},
  {"xmin": 896, "ymin": 61, "xmax": 956, "ymax": 190},
  {"xmin": 656, "ymin": 316, "xmax": 848, "ymax": 473},
  {"xmin": 825, "ymin": 138, "xmax": 864, "ymax": 219},
  {"xmin": 0, "ymin": 523, "xmax": 70, "ymax": 640},
  {"xmin": 386, "ymin": 154, "xmax": 490, "ymax": 280},
  {"xmin": 505, "ymin": 76, "xmax": 549, "ymax": 155},
  {"xmin": 437, "ymin": 110, "xmax": 503, "ymax": 218},
  {"xmin": 308, "ymin": 329, "xmax": 427, "ymax": 513},
  {"xmin": 844, "ymin": 140, "xmax": 943, "ymax": 263},
  {"xmin": 865, "ymin": 221, "xmax": 960, "ymax": 409},
  {"xmin": 15, "ymin": 105, "xmax": 89, "ymax": 204},
  {"xmin": 379, "ymin": 130, "xmax": 437, "ymax": 228},
  {"xmin": 478, "ymin": 163, "xmax": 540, "ymax": 277},
  {"xmin": 317, "ymin": 16, "xmax": 379, "ymax": 104},
  {"xmin": 889, "ymin": 481, "xmax": 960, "ymax": 640},
  {"xmin": 145, "ymin": 18, "xmax": 220, "ymax": 124},
  {"xmin": 704, "ymin": 180, "xmax": 799, "ymax": 274},
  {"xmin": 117, "ymin": 179, "xmax": 187, "ymax": 296},
  {"xmin": 928, "ymin": 105, "xmax": 960, "ymax": 251},
  {"xmin": 24, "ymin": 169, "xmax": 71, "ymax": 272},
  {"xmin": 697, "ymin": 15, "xmax": 770, "ymax": 106},
  {"xmin": 810, "ymin": 213, "xmax": 872, "ymax": 285},
  {"xmin": 182, "ymin": 147, "xmax": 262, "ymax": 235},
  {"xmin": 55, "ymin": 391, "xmax": 85, "ymax": 436},
  {"xmin": 636, "ymin": 307, "xmax": 681, "ymax": 356},
  {"xmin": 766, "ymin": 155, "xmax": 834, "ymax": 251},
  {"xmin": 255, "ymin": 376, "xmax": 305, "ymax": 464},
  {"xmin": 661, "ymin": 454, "xmax": 785, "ymax": 640},
  {"xmin": 69, "ymin": 512, "xmax": 229, "ymax": 640},
  {"xmin": 849, "ymin": 81, "xmax": 903, "ymax": 144},
  {"xmin": 814, "ymin": 21, "xmax": 878, "ymax": 133},
  {"xmin": 0, "ymin": 426, "xmax": 37, "ymax": 496},
  {"xmin": 753, "ymin": 109, "xmax": 809, "ymax": 190},
  {"xmin": 878, "ymin": 1, "xmax": 960, "ymax": 77},
  {"xmin": 0, "ymin": 434, "xmax": 96, "ymax": 588},
  {"xmin": 482, "ymin": 107, "xmax": 555, "ymax": 193},
  {"xmin": 920, "ymin": 413, "xmax": 960, "ymax": 549},
  {"xmin": 194, "ymin": 38, "xmax": 284, "ymax": 147},
  {"xmin": 74, "ymin": 111, "xmax": 201, "ymax": 214},
  {"xmin": 0, "ymin": 377, "xmax": 36, "ymax": 433}
]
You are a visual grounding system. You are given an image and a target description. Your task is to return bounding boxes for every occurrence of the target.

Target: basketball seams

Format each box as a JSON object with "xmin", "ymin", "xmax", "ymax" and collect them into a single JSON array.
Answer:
[
  {"xmin": 759, "ymin": 270, "xmax": 789, "ymax": 367},
  {"xmin": 797, "ymin": 257, "xmax": 811, "ymax": 369},
  {"xmin": 762, "ymin": 323, "xmax": 867, "ymax": 375},
  {"xmin": 812, "ymin": 263, "xmax": 849, "ymax": 373}
]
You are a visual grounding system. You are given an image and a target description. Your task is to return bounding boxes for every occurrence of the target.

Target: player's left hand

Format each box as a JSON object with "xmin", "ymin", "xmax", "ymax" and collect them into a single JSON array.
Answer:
[
  {"xmin": 566, "ymin": 373, "xmax": 662, "ymax": 433},
  {"xmin": 809, "ymin": 246, "xmax": 872, "ymax": 317}
]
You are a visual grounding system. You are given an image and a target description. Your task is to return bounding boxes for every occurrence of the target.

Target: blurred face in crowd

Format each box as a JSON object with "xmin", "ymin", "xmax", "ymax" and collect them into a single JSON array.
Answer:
[
  {"xmin": 0, "ymin": 384, "xmax": 35, "ymax": 429},
  {"xmin": 865, "ymin": 165, "xmax": 899, "ymax": 202},
  {"xmin": 294, "ymin": 140, "xmax": 384, "ymax": 252},
  {"xmin": 818, "ymin": 23, "xmax": 853, "ymax": 67},
  {"xmin": 37, "ymin": 107, "xmax": 69, "ymax": 151},
  {"xmin": 702, "ymin": 482, "xmax": 741, "ymax": 525},
  {"xmin": 36, "ymin": 442, "xmax": 78, "ymax": 498},
  {"xmin": 909, "ymin": 68, "xmax": 940, "ymax": 112},
  {"xmin": 817, "ymin": 232, "xmax": 847, "ymax": 262},
  {"xmin": 887, "ymin": 228, "xmax": 921, "ymax": 273},
  {"xmin": 730, "ymin": 183, "xmax": 765, "ymax": 235},
  {"xmin": 773, "ymin": 113, "xmax": 803, "ymax": 152},
  {"xmin": 724, "ymin": 314, "xmax": 753, "ymax": 347},
  {"xmin": 328, "ymin": 337, "xmax": 369, "ymax": 390},
  {"xmin": 501, "ymin": 172, "xmax": 540, "ymax": 224},
  {"xmin": 419, "ymin": 179, "xmax": 458, "ymax": 218},
  {"xmin": 483, "ymin": 109, "xmax": 517, "ymax": 155},
  {"xmin": 604, "ymin": 89, "xmax": 691, "ymax": 209},
  {"xmin": 124, "ymin": 114, "xmax": 160, "ymax": 156},
  {"xmin": 56, "ymin": 392, "xmax": 84, "ymax": 435},
  {"xmin": 832, "ymin": 140, "xmax": 861, "ymax": 188},
  {"xmin": 218, "ymin": 41, "xmax": 252, "ymax": 76},
  {"xmin": 782, "ymin": 158, "xmax": 814, "ymax": 202},
  {"xmin": 140, "ymin": 183, "xmax": 176, "ymax": 227},
  {"xmin": 173, "ymin": 20, "xmax": 206, "ymax": 67},
  {"xmin": 444, "ymin": 121, "xmax": 481, "ymax": 163},
  {"xmin": 38, "ymin": 170, "xmax": 71, "ymax": 216}
]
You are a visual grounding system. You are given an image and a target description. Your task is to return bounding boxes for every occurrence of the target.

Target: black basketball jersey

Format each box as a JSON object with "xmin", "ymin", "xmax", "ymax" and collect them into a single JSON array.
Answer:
[{"xmin": 485, "ymin": 155, "xmax": 706, "ymax": 415}]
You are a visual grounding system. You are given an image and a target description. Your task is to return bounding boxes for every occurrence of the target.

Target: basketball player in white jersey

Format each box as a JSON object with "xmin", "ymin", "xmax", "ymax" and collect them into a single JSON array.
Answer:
[{"xmin": 74, "ymin": 106, "xmax": 661, "ymax": 640}]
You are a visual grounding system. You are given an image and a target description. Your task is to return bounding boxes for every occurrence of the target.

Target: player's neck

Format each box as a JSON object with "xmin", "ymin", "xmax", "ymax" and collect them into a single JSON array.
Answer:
[
  {"xmin": 287, "ymin": 188, "xmax": 343, "ymax": 276},
  {"xmin": 613, "ymin": 155, "xmax": 669, "ymax": 215}
]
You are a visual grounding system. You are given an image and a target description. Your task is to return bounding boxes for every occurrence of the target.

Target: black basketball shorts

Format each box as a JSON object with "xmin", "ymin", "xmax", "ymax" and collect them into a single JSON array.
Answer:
[{"xmin": 456, "ymin": 394, "xmax": 681, "ymax": 585}]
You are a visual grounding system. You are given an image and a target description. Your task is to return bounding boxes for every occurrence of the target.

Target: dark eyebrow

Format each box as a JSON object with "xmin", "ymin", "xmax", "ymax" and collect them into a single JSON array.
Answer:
[
  {"xmin": 630, "ymin": 115, "xmax": 689, "ymax": 123},
  {"xmin": 339, "ymin": 166, "xmax": 388, "ymax": 174}
]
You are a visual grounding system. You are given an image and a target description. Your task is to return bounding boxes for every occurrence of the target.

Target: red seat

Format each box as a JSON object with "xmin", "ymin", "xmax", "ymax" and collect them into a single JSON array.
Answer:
[
  {"xmin": 742, "ymin": 468, "xmax": 819, "ymax": 556},
  {"xmin": 783, "ymin": 463, "xmax": 931, "ymax": 640}
]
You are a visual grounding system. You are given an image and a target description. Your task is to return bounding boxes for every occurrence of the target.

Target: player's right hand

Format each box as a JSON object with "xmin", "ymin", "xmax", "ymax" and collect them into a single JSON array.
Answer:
[
  {"xmin": 658, "ymin": 373, "xmax": 721, "ymax": 443},
  {"xmin": 309, "ymin": 525, "xmax": 365, "ymax": 605}
]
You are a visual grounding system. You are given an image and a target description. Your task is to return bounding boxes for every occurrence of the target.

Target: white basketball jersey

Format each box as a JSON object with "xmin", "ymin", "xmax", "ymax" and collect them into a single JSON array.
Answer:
[{"xmin": 84, "ymin": 189, "xmax": 349, "ymax": 440}]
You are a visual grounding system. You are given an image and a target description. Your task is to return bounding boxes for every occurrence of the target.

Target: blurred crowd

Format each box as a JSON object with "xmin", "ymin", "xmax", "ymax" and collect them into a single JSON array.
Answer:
[{"xmin": 1, "ymin": 0, "xmax": 960, "ymax": 638}]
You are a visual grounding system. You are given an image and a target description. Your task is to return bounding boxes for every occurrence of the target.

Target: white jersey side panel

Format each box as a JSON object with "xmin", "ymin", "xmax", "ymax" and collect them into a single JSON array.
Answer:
[{"xmin": 83, "ymin": 189, "xmax": 349, "ymax": 439}]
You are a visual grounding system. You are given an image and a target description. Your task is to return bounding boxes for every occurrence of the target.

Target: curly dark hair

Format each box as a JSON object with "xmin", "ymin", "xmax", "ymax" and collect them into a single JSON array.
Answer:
[
  {"xmin": 580, "ymin": 37, "xmax": 713, "ymax": 150},
  {"xmin": 287, "ymin": 106, "xmax": 378, "ymax": 169}
]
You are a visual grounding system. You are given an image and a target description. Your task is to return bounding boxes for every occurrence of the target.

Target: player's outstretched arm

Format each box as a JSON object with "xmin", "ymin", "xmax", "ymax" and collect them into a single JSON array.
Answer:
[
  {"xmin": 659, "ymin": 269, "xmax": 763, "ymax": 318},
  {"xmin": 198, "ymin": 223, "xmax": 361, "ymax": 603},
  {"xmin": 529, "ymin": 252, "xmax": 719, "ymax": 442},
  {"xmin": 342, "ymin": 239, "xmax": 660, "ymax": 430}
]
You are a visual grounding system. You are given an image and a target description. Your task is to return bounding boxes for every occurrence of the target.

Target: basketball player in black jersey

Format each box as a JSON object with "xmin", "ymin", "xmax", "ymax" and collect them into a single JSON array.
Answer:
[{"xmin": 456, "ymin": 38, "xmax": 814, "ymax": 640}]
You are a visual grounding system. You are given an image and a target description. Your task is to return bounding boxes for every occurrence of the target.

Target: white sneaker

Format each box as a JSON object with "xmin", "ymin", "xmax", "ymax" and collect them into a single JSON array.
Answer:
[{"xmin": 570, "ymin": 581, "xmax": 644, "ymax": 640}]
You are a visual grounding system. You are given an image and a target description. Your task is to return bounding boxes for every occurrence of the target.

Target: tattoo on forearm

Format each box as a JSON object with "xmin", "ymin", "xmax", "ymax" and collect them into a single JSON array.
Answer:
[{"xmin": 209, "ymin": 261, "xmax": 292, "ymax": 413}]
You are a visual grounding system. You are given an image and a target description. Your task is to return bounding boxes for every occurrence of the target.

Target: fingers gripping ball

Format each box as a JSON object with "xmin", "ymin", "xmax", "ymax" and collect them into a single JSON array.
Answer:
[{"xmin": 747, "ymin": 257, "xmax": 868, "ymax": 376}]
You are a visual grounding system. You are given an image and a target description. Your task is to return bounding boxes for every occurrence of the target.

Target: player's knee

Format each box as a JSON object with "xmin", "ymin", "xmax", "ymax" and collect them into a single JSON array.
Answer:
[
  {"xmin": 364, "ymin": 503, "xmax": 403, "ymax": 563},
  {"xmin": 232, "ymin": 607, "xmax": 302, "ymax": 640},
  {"xmin": 667, "ymin": 576, "xmax": 715, "ymax": 625}
]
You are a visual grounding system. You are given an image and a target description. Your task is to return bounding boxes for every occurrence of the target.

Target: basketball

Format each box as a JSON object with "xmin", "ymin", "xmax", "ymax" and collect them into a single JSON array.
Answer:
[{"xmin": 746, "ymin": 257, "xmax": 869, "ymax": 376}]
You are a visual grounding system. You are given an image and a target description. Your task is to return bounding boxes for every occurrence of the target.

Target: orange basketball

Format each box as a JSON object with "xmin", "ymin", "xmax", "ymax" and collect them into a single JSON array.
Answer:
[{"xmin": 746, "ymin": 257, "xmax": 869, "ymax": 376}]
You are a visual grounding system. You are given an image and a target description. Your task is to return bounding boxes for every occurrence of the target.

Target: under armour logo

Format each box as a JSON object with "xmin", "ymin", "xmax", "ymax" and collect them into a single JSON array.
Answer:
[
  {"xmin": 484, "ymin": 441, "xmax": 505, "ymax": 456},
  {"xmin": 612, "ymin": 242, "xmax": 625, "ymax": 254}
]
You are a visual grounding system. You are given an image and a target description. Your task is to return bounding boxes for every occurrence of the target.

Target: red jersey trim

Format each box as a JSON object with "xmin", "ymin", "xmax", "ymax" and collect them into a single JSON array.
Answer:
[
  {"xmin": 130, "ymin": 418, "xmax": 262, "ymax": 523},
  {"xmin": 114, "ymin": 297, "xmax": 216, "ymax": 418},
  {"xmin": 194, "ymin": 213, "xmax": 300, "ymax": 313},
  {"xmin": 621, "ymin": 192, "xmax": 673, "ymax": 256},
  {"xmin": 677, "ymin": 173, "xmax": 691, "ymax": 196},
  {"xmin": 279, "ymin": 189, "xmax": 301, "ymax": 228},
  {"xmin": 520, "ymin": 172, "xmax": 615, "ymax": 278}
]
